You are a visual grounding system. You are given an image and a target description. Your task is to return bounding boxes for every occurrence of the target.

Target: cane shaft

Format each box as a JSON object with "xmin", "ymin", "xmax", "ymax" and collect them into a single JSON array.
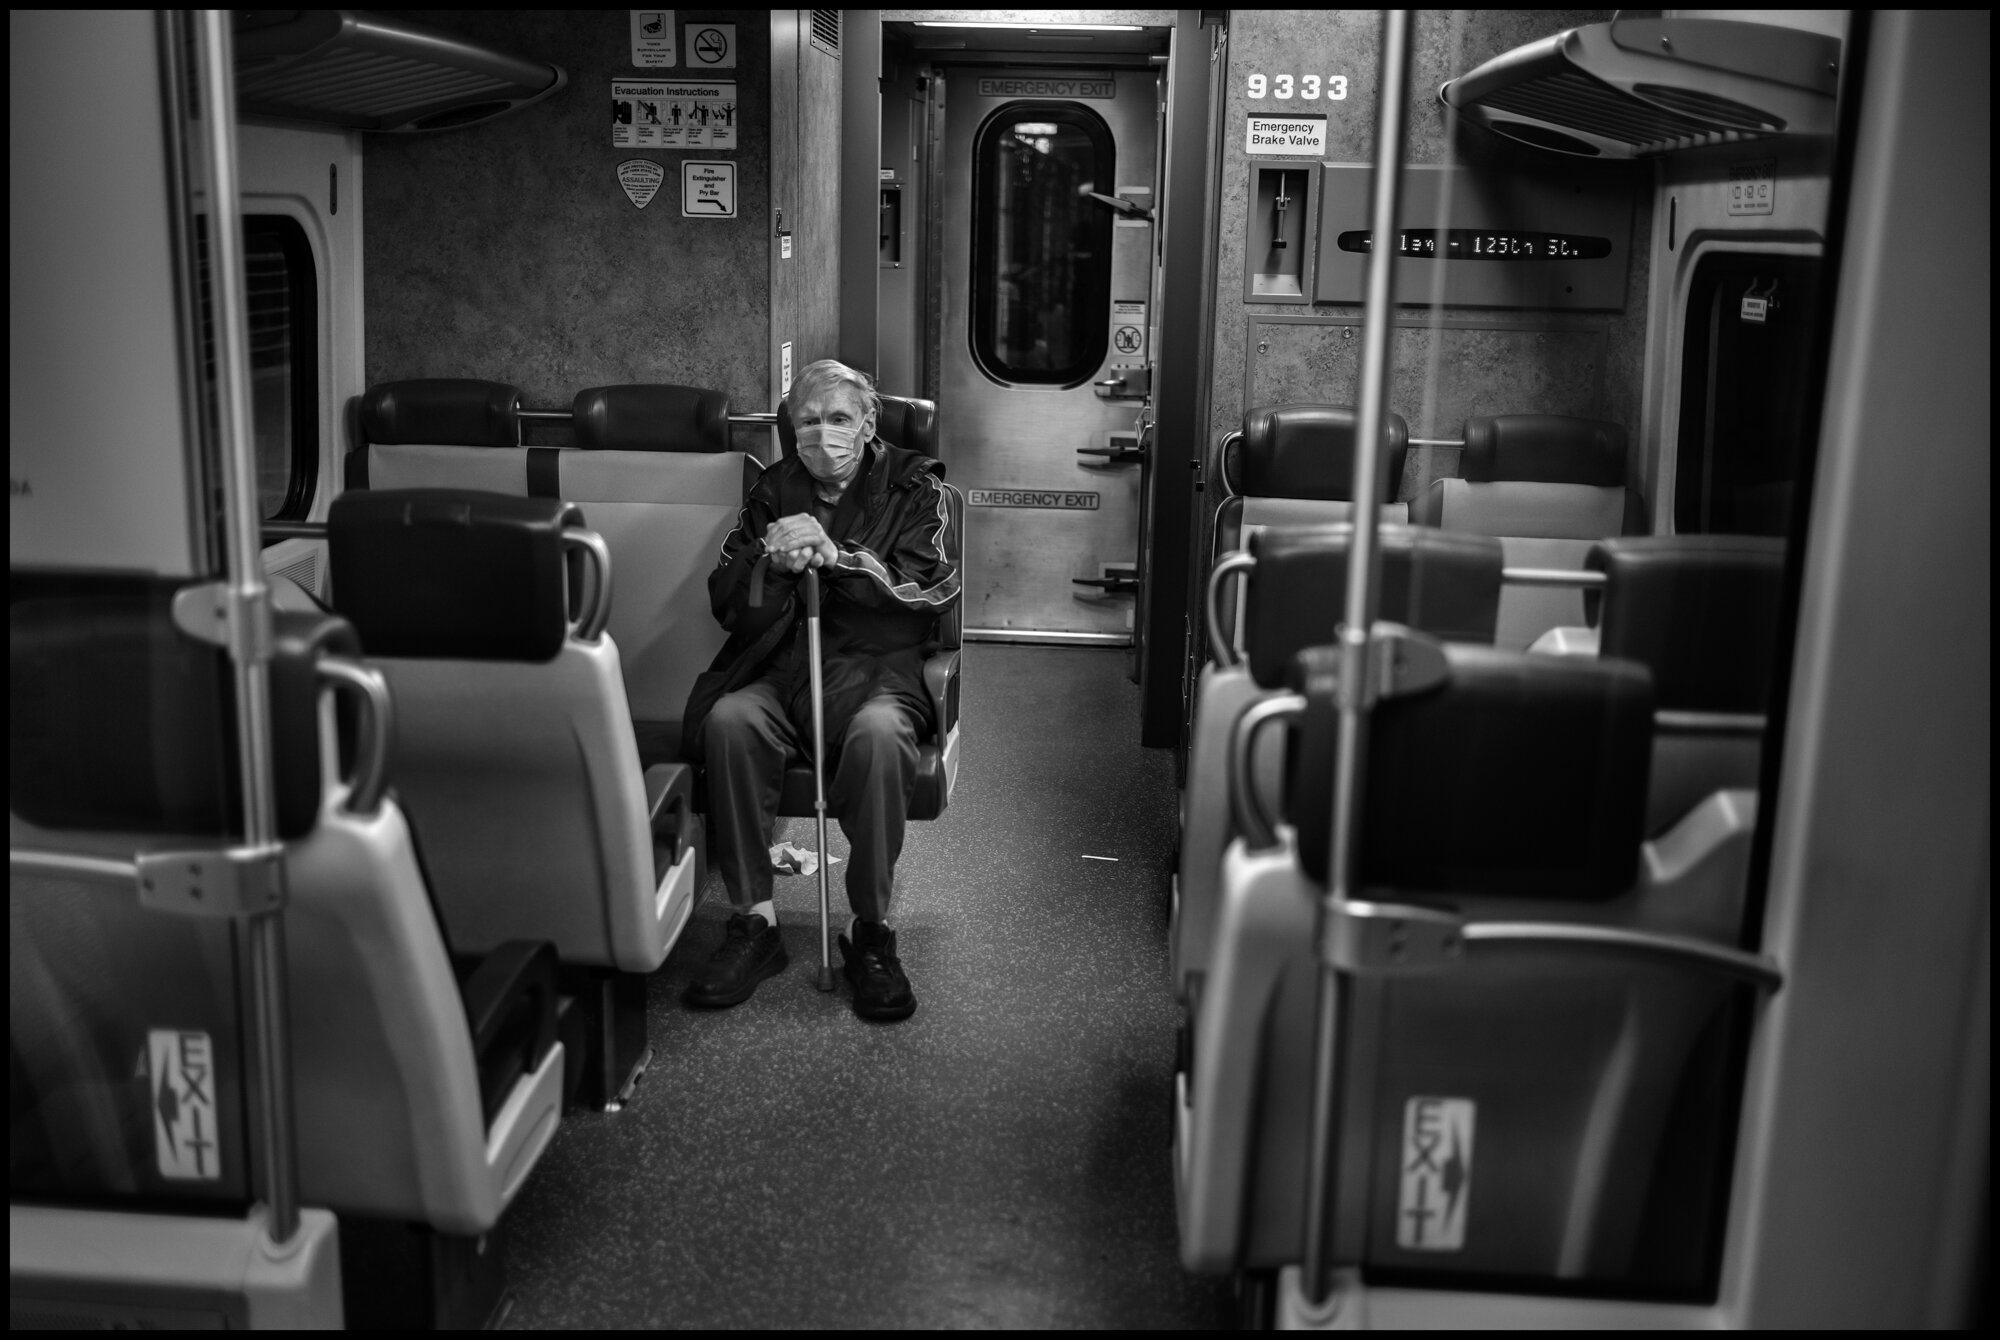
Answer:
[{"xmin": 806, "ymin": 570, "xmax": 833, "ymax": 989}]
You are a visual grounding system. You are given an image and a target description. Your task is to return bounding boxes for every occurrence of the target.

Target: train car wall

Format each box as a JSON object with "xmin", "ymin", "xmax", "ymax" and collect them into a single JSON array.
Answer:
[
  {"xmin": 1201, "ymin": 9, "xmax": 1651, "ymax": 554},
  {"xmin": 770, "ymin": 9, "xmax": 845, "ymax": 411},
  {"xmin": 362, "ymin": 10, "xmax": 783, "ymax": 416}
]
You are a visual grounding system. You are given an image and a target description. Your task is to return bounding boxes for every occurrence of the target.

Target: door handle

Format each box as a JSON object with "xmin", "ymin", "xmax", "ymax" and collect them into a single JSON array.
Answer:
[{"xmin": 1077, "ymin": 446, "xmax": 1144, "ymax": 466}]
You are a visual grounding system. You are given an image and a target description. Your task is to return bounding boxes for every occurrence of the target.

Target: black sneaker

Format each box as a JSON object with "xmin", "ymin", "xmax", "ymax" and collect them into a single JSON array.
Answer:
[
  {"xmin": 838, "ymin": 920, "xmax": 916, "ymax": 1022},
  {"xmin": 683, "ymin": 913, "xmax": 788, "ymax": 1008}
]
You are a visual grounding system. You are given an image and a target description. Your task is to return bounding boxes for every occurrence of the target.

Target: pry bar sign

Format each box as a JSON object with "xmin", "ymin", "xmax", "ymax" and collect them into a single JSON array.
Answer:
[{"xmin": 968, "ymin": 489, "xmax": 1100, "ymax": 510}]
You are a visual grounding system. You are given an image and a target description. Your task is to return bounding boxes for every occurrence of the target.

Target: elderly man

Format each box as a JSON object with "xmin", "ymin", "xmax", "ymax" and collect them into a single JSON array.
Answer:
[{"xmin": 680, "ymin": 359, "xmax": 958, "ymax": 1021}]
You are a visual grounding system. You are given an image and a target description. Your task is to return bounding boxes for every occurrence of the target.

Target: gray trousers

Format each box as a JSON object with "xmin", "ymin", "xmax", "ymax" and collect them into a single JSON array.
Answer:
[{"xmin": 705, "ymin": 675, "xmax": 920, "ymax": 922}]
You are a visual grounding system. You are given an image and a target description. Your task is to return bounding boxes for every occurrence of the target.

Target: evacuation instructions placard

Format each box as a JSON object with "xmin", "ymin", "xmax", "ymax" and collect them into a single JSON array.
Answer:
[{"xmin": 612, "ymin": 80, "xmax": 738, "ymax": 149}]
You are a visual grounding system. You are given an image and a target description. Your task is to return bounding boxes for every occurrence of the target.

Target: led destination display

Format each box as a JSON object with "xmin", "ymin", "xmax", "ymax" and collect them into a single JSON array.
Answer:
[{"xmin": 1335, "ymin": 228, "xmax": 1613, "ymax": 260}]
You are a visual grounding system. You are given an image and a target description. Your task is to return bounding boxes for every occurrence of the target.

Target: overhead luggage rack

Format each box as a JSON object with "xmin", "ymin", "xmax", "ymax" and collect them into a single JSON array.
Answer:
[
  {"xmin": 1440, "ymin": 16, "xmax": 1840, "ymax": 158},
  {"xmin": 234, "ymin": 10, "xmax": 566, "ymax": 133}
]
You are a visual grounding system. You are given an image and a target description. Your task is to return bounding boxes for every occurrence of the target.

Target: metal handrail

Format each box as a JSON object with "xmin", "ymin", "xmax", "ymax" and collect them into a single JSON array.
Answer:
[
  {"xmin": 10, "ymin": 848, "xmax": 140, "ymax": 884},
  {"xmin": 316, "ymin": 657, "xmax": 393, "ymax": 818},
  {"xmin": 263, "ymin": 519, "xmax": 327, "ymax": 541},
  {"xmin": 1656, "ymin": 710, "xmax": 1766, "ymax": 735},
  {"xmin": 1460, "ymin": 921, "xmax": 1784, "ymax": 991},
  {"xmin": 1231, "ymin": 693, "xmax": 1306, "ymax": 852},
  {"xmin": 1206, "ymin": 551, "xmax": 1256, "ymax": 667},
  {"xmin": 1503, "ymin": 567, "xmax": 1607, "ymax": 588},
  {"xmin": 561, "ymin": 528, "xmax": 614, "ymax": 642}
]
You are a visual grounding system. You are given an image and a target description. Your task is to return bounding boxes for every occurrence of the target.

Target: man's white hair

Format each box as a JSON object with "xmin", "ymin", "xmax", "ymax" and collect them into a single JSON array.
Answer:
[{"xmin": 787, "ymin": 358, "xmax": 880, "ymax": 423}]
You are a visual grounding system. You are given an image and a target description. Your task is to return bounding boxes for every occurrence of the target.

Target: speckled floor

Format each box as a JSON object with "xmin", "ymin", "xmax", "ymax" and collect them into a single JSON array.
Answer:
[{"xmin": 500, "ymin": 646, "xmax": 1233, "ymax": 1329}]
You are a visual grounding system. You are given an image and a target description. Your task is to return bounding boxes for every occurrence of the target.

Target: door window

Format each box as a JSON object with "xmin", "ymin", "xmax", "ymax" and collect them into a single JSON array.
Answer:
[{"xmin": 970, "ymin": 102, "xmax": 1115, "ymax": 386}]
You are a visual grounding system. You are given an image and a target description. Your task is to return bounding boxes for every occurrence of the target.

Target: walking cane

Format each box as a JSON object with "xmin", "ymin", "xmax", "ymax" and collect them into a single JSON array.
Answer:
[{"xmin": 803, "ymin": 565, "xmax": 835, "ymax": 991}]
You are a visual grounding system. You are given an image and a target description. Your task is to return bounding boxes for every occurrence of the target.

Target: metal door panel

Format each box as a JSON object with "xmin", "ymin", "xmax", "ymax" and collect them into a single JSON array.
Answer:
[{"xmin": 938, "ymin": 67, "xmax": 1159, "ymax": 640}]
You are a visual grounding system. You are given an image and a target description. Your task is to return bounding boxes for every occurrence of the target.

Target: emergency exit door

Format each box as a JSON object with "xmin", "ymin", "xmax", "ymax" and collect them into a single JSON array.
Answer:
[{"xmin": 935, "ymin": 67, "xmax": 1159, "ymax": 641}]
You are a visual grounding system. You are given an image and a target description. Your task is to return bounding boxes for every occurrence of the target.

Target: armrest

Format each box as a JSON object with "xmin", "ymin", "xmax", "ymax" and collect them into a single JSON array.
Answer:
[
  {"xmin": 457, "ymin": 939, "xmax": 559, "ymax": 1129},
  {"xmin": 644, "ymin": 762, "xmax": 696, "ymax": 886},
  {"xmin": 922, "ymin": 647, "xmax": 961, "ymax": 739}
]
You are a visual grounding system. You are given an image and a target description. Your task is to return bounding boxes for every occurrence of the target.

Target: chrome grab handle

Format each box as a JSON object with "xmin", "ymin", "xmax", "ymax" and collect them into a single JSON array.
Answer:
[
  {"xmin": 1093, "ymin": 378, "xmax": 1126, "ymax": 389},
  {"xmin": 316, "ymin": 656, "xmax": 392, "ymax": 818},
  {"xmin": 1230, "ymin": 692, "xmax": 1305, "ymax": 851},
  {"xmin": 561, "ymin": 528, "xmax": 614, "ymax": 642},
  {"xmin": 1205, "ymin": 551, "xmax": 1256, "ymax": 668},
  {"xmin": 1321, "ymin": 898, "xmax": 1783, "ymax": 991},
  {"xmin": 1655, "ymin": 709, "xmax": 1765, "ymax": 735},
  {"xmin": 1502, "ymin": 567, "xmax": 1608, "ymax": 588},
  {"xmin": 11, "ymin": 849, "xmax": 139, "ymax": 883}
]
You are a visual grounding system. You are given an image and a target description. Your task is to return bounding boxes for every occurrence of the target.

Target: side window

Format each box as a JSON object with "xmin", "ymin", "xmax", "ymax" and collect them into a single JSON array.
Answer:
[
  {"xmin": 197, "ymin": 215, "xmax": 318, "ymax": 522},
  {"xmin": 970, "ymin": 102, "xmax": 1115, "ymax": 387}
]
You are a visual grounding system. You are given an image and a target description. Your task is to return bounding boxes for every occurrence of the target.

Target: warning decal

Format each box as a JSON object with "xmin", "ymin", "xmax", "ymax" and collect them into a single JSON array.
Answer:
[
  {"xmin": 617, "ymin": 159, "xmax": 664, "ymax": 209},
  {"xmin": 613, "ymin": 80, "xmax": 739, "ymax": 150},
  {"xmin": 1397, "ymin": 1096, "xmax": 1473, "ymax": 1250},
  {"xmin": 1246, "ymin": 114, "xmax": 1328, "ymax": 157},
  {"xmin": 1110, "ymin": 299, "xmax": 1147, "ymax": 357},
  {"xmin": 150, "ymin": 1028, "xmax": 221, "ymax": 1181}
]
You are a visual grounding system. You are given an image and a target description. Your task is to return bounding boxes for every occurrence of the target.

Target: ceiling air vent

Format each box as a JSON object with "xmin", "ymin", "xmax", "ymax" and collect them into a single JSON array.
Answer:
[
  {"xmin": 233, "ymin": 10, "xmax": 567, "ymax": 134},
  {"xmin": 1441, "ymin": 17, "xmax": 1838, "ymax": 159},
  {"xmin": 810, "ymin": 9, "xmax": 841, "ymax": 59}
]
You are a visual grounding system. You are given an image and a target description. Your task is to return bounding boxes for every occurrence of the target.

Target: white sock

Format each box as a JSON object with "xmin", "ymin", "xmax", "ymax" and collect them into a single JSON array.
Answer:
[{"xmin": 750, "ymin": 900, "xmax": 776, "ymax": 926}]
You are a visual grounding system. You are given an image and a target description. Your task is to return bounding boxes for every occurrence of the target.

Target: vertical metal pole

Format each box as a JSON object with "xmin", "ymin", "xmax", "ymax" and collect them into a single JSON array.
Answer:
[
  {"xmin": 192, "ymin": 8, "xmax": 299, "ymax": 1246},
  {"xmin": 1299, "ymin": 8, "xmax": 1413, "ymax": 1307}
]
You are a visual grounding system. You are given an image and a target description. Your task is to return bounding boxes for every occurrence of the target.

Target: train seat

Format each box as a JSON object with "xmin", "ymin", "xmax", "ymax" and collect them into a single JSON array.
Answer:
[
  {"xmin": 1589, "ymin": 535, "xmax": 1785, "ymax": 834},
  {"xmin": 1411, "ymin": 414, "xmax": 1641, "ymax": 650},
  {"xmin": 765, "ymin": 396, "xmax": 963, "ymax": 821},
  {"xmin": 346, "ymin": 377, "xmax": 532, "ymax": 493},
  {"xmin": 1213, "ymin": 405, "xmax": 1412, "ymax": 564},
  {"xmin": 565, "ymin": 384, "xmax": 753, "ymax": 749},
  {"xmin": 1178, "ymin": 644, "xmax": 1757, "ymax": 1295},
  {"xmin": 1176, "ymin": 523, "xmax": 1503, "ymax": 1000},
  {"xmin": 327, "ymin": 489, "xmax": 702, "ymax": 1105},
  {"xmin": 9, "ymin": 586, "xmax": 564, "ymax": 1244}
]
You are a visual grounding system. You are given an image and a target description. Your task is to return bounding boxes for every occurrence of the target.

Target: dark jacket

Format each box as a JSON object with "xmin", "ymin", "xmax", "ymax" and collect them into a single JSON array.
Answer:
[{"xmin": 682, "ymin": 438, "xmax": 960, "ymax": 763}]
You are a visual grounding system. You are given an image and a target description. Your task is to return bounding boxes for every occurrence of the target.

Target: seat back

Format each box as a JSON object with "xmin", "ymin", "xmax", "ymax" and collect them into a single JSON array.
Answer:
[
  {"xmin": 9, "ymin": 588, "xmax": 550, "ymax": 1234},
  {"xmin": 1193, "ymin": 645, "xmax": 1747, "ymax": 1287},
  {"xmin": 1410, "ymin": 414, "xmax": 1639, "ymax": 650},
  {"xmin": 1591, "ymin": 534, "xmax": 1785, "ymax": 832},
  {"xmin": 564, "ymin": 384, "xmax": 754, "ymax": 730},
  {"xmin": 1174, "ymin": 526, "xmax": 1503, "ymax": 998},
  {"xmin": 329, "ymin": 489, "xmax": 687, "ymax": 973},
  {"xmin": 349, "ymin": 378, "xmax": 534, "ymax": 494},
  {"xmin": 1213, "ymin": 404, "xmax": 1412, "ymax": 558}
]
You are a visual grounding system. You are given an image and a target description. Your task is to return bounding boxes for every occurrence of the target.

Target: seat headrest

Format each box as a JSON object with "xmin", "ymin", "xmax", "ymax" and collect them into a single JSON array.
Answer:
[
  {"xmin": 1461, "ymin": 415, "xmax": 1626, "ymax": 485},
  {"xmin": 776, "ymin": 394, "xmax": 940, "ymax": 460},
  {"xmin": 361, "ymin": 380, "xmax": 521, "ymax": 447},
  {"xmin": 329, "ymin": 490, "xmax": 583, "ymax": 662},
  {"xmin": 1231, "ymin": 404, "xmax": 1409, "ymax": 502},
  {"xmin": 1244, "ymin": 524, "xmax": 1503, "ymax": 686},
  {"xmin": 1287, "ymin": 644, "xmax": 1653, "ymax": 898},
  {"xmin": 571, "ymin": 384, "xmax": 732, "ymax": 452},
  {"xmin": 10, "ymin": 577, "xmax": 355, "ymax": 839},
  {"xmin": 1589, "ymin": 535, "xmax": 1786, "ymax": 712}
]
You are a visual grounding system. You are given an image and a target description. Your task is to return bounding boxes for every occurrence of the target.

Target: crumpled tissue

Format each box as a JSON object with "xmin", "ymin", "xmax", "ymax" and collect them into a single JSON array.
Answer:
[{"xmin": 769, "ymin": 842, "xmax": 842, "ymax": 876}]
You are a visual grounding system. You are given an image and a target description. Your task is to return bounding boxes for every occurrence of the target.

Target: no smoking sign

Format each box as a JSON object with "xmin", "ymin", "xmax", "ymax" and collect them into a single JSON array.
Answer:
[{"xmin": 684, "ymin": 22, "xmax": 736, "ymax": 68}]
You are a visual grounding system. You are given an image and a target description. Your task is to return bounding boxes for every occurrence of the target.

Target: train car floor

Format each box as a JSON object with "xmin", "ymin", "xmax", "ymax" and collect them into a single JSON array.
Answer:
[{"xmin": 501, "ymin": 645, "xmax": 1233, "ymax": 1328}]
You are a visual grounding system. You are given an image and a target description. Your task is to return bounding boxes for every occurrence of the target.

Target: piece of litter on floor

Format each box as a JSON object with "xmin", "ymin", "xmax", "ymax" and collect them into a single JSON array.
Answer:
[
  {"xmin": 1080, "ymin": 854, "xmax": 1119, "ymax": 862},
  {"xmin": 770, "ymin": 842, "xmax": 841, "ymax": 876}
]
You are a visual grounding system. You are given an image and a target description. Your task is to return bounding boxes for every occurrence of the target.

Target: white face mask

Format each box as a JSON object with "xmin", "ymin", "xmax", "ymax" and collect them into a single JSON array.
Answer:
[{"xmin": 796, "ymin": 421, "xmax": 865, "ymax": 485}]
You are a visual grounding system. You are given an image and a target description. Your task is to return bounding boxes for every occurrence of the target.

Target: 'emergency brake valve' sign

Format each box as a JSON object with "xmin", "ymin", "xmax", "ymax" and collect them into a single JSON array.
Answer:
[
  {"xmin": 613, "ymin": 80, "xmax": 738, "ymax": 149},
  {"xmin": 1245, "ymin": 114, "xmax": 1327, "ymax": 156}
]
